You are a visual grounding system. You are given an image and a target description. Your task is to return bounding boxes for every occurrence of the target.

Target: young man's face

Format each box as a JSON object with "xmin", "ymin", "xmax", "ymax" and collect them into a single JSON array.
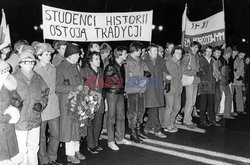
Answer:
[
  {"xmin": 205, "ymin": 48, "xmax": 213, "ymax": 58},
  {"xmin": 68, "ymin": 53, "xmax": 80, "ymax": 64},
  {"xmin": 20, "ymin": 59, "xmax": 36, "ymax": 72},
  {"xmin": 213, "ymin": 50, "xmax": 222, "ymax": 59},
  {"xmin": 18, "ymin": 45, "xmax": 26, "ymax": 54},
  {"xmin": 190, "ymin": 45, "xmax": 199, "ymax": 55},
  {"xmin": 90, "ymin": 54, "xmax": 101, "ymax": 68},
  {"xmin": 232, "ymin": 50, "xmax": 239, "ymax": 58},
  {"xmin": 158, "ymin": 48, "xmax": 164, "ymax": 58},
  {"xmin": 58, "ymin": 45, "xmax": 67, "ymax": 57},
  {"xmin": 166, "ymin": 44, "xmax": 174, "ymax": 53},
  {"xmin": 120, "ymin": 50, "xmax": 128, "ymax": 61},
  {"xmin": 101, "ymin": 51, "xmax": 110, "ymax": 59},
  {"xmin": 239, "ymin": 52, "xmax": 246, "ymax": 59},
  {"xmin": 133, "ymin": 49, "xmax": 142, "ymax": 58},
  {"xmin": 173, "ymin": 49, "xmax": 182, "ymax": 61},
  {"xmin": 39, "ymin": 51, "xmax": 52, "ymax": 64},
  {"xmin": 224, "ymin": 53, "xmax": 231, "ymax": 60},
  {"xmin": 149, "ymin": 47, "xmax": 158, "ymax": 59},
  {"xmin": 245, "ymin": 57, "xmax": 250, "ymax": 64}
]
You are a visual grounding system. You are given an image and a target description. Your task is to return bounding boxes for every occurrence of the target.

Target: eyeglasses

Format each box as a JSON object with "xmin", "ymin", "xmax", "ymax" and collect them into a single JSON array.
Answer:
[{"xmin": 21, "ymin": 61, "xmax": 36, "ymax": 65}]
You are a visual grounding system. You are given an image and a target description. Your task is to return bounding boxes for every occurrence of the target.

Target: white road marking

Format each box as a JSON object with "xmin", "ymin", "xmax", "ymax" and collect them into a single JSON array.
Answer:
[
  {"xmin": 100, "ymin": 135, "xmax": 234, "ymax": 165},
  {"xmin": 143, "ymin": 138, "xmax": 250, "ymax": 164},
  {"xmin": 101, "ymin": 134, "xmax": 250, "ymax": 164},
  {"xmin": 175, "ymin": 124, "xmax": 206, "ymax": 133}
]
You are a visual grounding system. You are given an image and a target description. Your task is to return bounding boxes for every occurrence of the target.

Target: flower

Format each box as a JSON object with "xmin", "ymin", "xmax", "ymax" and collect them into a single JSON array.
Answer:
[{"xmin": 67, "ymin": 86, "xmax": 101, "ymax": 137}]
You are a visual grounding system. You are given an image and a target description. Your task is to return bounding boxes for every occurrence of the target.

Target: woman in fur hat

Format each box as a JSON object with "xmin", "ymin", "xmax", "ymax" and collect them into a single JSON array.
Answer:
[{"xmin": 0, "ymin": 60, "xmax": 23, "ymax": 165}]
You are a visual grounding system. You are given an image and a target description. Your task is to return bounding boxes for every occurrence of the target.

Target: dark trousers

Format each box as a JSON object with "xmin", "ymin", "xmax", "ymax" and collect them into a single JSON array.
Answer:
[
  {"xmin": 127, "ymin": 93, "xmax": 145, "ymax": 129},
  {"xmin": 38, "ymin": 117, "xmax": 60, "ymax": 164},
  {"xmin": 214, "ymin": 82, "xmax": 222, "ymax": 115},
  {"xmin": 145, "ymin": 107, "xmax": 161, "ymax": 132},
  {"xmin": 199, "ymin": 94, "xmax": 215, "ymax": 122},
  {"xmin": 87, "ymin": 112, "xmax": 104, "ymax": 149},
  {"xmin": 106, "ymin": 93, "xmax": 125, "ymax": 142}
]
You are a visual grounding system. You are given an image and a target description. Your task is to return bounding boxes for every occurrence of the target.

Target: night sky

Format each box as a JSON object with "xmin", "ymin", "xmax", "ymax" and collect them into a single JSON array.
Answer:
[{"xmin": 1, "ymin": 0, "xmax": 250, "ymax": 49}]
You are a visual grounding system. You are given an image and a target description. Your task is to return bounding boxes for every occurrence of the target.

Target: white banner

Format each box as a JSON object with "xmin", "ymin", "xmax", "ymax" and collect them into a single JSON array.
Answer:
[
  {"xmin": 184, "ymin": 11, "xmax": 225, "ymax": 35},
  {"xmin": 42, "ymin": 5, "xmax": 153, "ymax": 42},
  {"xmin": 182, "ymin": 5, "xmax": 225, "ymax": 48}
]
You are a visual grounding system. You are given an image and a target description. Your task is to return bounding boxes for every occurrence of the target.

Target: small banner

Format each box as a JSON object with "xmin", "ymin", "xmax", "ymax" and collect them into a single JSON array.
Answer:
[
  {"xmin": 42, "ymin": 5, "xmax": 153, "ymax": 42},
  {"xmin": 0, "ymin": 9, "xmax": 11, "ymax": 50},
  {"xmin": 182, "ymin": 5, "xmax": 225, "ymax": 48}
]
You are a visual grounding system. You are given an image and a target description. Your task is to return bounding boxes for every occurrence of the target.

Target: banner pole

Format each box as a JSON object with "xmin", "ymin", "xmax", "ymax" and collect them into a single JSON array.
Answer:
[{"xmin": 222, "ymin": 0, "xmax": 226, "ymax": 48}]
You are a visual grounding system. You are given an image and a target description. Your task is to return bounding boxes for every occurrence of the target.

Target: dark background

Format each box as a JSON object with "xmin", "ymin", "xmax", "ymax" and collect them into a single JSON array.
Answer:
[{"xmin": 1, "ymin": 0, "xmax": 250, "ymax": 50}]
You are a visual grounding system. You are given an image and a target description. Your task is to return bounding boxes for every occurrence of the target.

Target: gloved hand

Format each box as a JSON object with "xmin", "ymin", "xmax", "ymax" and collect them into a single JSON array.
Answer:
[
  {"xmin": 164, "ymin": 80, "xmax": 171, "ymax": 93},
  {"xmin": 196, "ymin": 71, "xmax": 203, "ymax": 77},
  {"xmin": 237, "ymin": 76, "xmax": 243, "ymax": 81},
  {"xmin": 4, "ymin": 105, "xmax": 20, "ymax": 124},
  {"xmin": 63, "ymin": 79, "xmax": 70, "ymax": 86},
  {"xmin": 32, "ymin": 103, "xmax": 43, "ymax": 112},
  {"xmin": 11, "ymin": 98, "xmax": 24, "ymax": 109},
  {"xmin": 144, "ymin": 71, "xmax": 151, "ymax": 78}
]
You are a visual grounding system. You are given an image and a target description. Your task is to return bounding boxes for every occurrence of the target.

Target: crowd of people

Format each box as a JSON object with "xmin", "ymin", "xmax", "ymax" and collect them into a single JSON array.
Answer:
[{"xmin": 0, "ymin": 39, "xmax": 249, "ymax": 165}]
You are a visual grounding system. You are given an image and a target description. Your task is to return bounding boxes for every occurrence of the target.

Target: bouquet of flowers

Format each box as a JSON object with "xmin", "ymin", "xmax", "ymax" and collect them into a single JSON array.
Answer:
[{"xmin": 67, "ymin": 86, "xmax": 100, "ymax": 136}]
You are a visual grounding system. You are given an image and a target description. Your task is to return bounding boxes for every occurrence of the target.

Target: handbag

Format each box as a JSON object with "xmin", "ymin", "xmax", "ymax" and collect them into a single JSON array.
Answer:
[{"xmin": 181, "ymin": 54, "xmax": 194, "ymax": 86}]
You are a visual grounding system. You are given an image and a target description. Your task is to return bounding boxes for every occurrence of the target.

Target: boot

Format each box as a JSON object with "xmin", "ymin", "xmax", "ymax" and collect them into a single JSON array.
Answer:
[
  {"xmin": 130, "ymin": 128, "xmax": 143, "ymax": 143},
  {"xmin": 192, "ymin": 106, "xmax": 200, "ymax": 117},
  {"xmin": 136, "ymin": 125, "xmax": 147, "ymax": 139}
]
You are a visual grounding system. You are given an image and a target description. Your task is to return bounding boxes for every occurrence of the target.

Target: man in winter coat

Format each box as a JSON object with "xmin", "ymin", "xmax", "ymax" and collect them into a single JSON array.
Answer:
[
  {"xmin": 143, "ymin": 44, "xmax": 171, "ymax": 138},
  {"xmin": 56, "ymin": 43, "xmax": 85, "ymax": 164},
  {"xmin": 104, "ymin": 46, "xmax": 131, "ymax": 151},
  {"xmin": 125, "ymin": 41, "xmax": 150, "ymax": 143},
  {"xmin": 82, "ymin": 51, "xmax": 104, "ymax": 154},
  {"xmin": 198, "ymin": 45, "xmax": 220, "ymax": 127}
]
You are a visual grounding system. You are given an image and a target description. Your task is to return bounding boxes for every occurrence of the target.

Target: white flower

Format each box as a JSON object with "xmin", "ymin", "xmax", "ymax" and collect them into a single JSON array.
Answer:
[{"xmin": 89, "ymin": 96, "xmax": 93, "ymax": 101}]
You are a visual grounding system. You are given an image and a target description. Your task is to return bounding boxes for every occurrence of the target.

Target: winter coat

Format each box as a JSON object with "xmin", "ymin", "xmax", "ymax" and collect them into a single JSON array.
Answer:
[
  {"xmin": 198, "ymin": 56, "xmax": 215, "ymax": 94},
  {"xmin": 56, "ymin": 60, "xmax": 86, "ymax": 141},
  {"xmin": 0, "ymin": 85, "xmax": 19, "ymax": 161},
  {"xmin": 182, "ymin": 50, "xmax": 200, "ymax": 84},
  {"xmin": 166, "ymin": 58, "xmax": 183, "ymax": 95},
  {"xmin": 124, "ymin": 55, "xmax": 149, "ymax": 94},
  {"xmin": 34, "ymin": 62, "xmax": 60, "ymax": 121},
  {"xmin": 234, "ymin": 57, "xmax": 245, "ymax": 85},
  {"xmin": 144, "ymin": 54, "xmax": 170, "ymax": 108},
  {"xmin": 104, "ymin": 60, "xmax": 125, "ymax": 95},
  {"xmin": 14, "ymin": 68, "xmax": 49, "ymax": 130},
  {"xmin": 81, "ymin": 65, "xmax": 104, "ymax": 113},
  {"xmin": 212, "ymin": 57, "xmax": 222, "ymax": 82},
  {"xmin": 220, "ymin": 58, "xmax": 230, "ymax": 86}
]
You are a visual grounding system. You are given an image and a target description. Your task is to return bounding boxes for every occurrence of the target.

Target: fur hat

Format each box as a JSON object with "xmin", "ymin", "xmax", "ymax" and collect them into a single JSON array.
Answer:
[
  {"xmin": 21, "ymin": 45, "xmax": 36, "ymax": 55},
  {"xmin": 35, "ymin": 43, "xmax": 55, "ymax": 56},
  {"xmin": 31, "ymin": 41, "xmax": 40, "ymax": 48},
  {"xmin": 53, "ymin": 40, "xmax": 67, "ymax": 50},
  {"xmin": 64, "ymin": 43, "xmax": 81, "ymax": 58},
  {"xmin": 18, "ymin": 51, "xmax": 36, "ymax": 62}
]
